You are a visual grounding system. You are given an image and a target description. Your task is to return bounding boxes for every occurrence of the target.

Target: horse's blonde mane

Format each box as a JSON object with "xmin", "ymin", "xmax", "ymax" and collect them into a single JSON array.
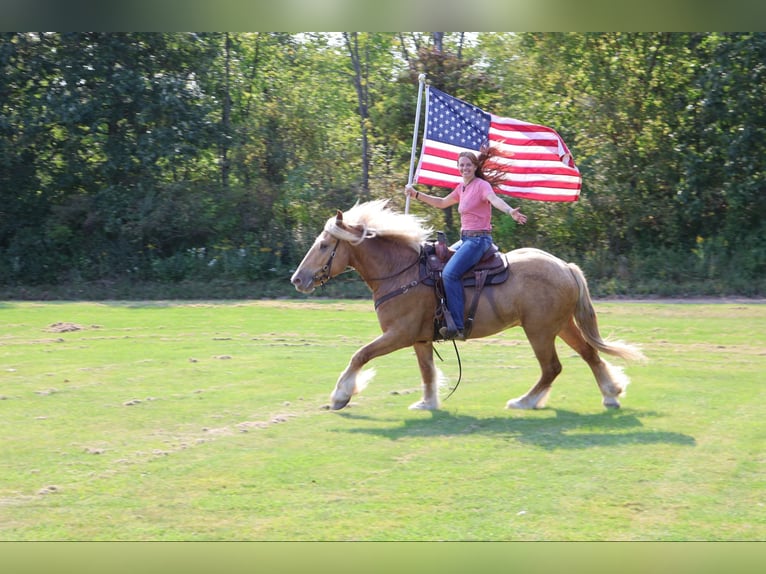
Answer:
[{"xmin": 324, "ymin": 199, "xmax": 433, "ymax": 252}]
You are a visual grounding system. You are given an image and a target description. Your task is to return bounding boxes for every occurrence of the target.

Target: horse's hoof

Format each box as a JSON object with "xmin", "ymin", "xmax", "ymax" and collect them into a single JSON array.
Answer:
[
  {"xmin": 506, "ymin": 398, "xmax": 529, "ymax": 409},
  {"xmin": 602, "ymin": 397, "xmax": 621, "ymax": 408},
  {"xmin": 331, "ymin": 397, "xmax": 351, "ymax": 410},
  {"xmin": 408, "ymin": 400, "xmax": 438, "ymax": 411}
]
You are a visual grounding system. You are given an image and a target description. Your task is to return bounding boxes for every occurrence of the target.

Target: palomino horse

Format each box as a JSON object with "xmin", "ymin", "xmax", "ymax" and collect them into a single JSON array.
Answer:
[{"xmin": 291, "ymin": 200, "xmax": 645, "ymax": 411}]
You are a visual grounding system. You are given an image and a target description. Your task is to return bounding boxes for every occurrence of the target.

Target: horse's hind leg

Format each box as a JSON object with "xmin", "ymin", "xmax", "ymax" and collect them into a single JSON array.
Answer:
[
  {"xmin": 408, "ymin": 341, "xmax": 441, "ymax": 411},
  {"xmin": 507, "ymin": 328, "xmax": 561, "ymax": 410},
  {"xmin": 557, "ymin": 317, "xmax": 629, "ymax": 408}
]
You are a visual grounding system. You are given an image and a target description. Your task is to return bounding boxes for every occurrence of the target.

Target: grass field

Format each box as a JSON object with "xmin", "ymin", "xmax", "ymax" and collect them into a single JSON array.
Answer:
[{"xmin": 0, "ymin": 299, "xmax": 764, "ymax": 541}]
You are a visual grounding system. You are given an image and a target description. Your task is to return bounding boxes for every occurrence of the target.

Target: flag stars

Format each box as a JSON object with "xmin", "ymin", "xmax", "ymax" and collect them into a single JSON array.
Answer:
[{"xmin": 426, "ymin": 89, "xmax": 490, "ymax": 151}]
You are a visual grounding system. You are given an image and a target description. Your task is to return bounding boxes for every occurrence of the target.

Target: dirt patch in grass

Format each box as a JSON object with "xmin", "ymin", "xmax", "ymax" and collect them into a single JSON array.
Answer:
[
  {"xmin": 44, "ymin": 322, "xmax": 104, "ymax": 333},
  {"xmin": 46, "ymin": 322, "xmax": 84, "ymax": 333}
]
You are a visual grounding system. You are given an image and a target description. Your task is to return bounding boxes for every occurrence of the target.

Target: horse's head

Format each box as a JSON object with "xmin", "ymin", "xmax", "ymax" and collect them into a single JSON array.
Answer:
[{"xmin": 290, "ymin": 210, "xmax": 354, "ymax": 293}]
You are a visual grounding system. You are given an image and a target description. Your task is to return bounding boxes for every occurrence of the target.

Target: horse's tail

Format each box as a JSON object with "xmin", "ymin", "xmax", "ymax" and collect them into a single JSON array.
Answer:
[{"xmin": 568, "ymin": 263, "xmax": 647, "ymax": 362}]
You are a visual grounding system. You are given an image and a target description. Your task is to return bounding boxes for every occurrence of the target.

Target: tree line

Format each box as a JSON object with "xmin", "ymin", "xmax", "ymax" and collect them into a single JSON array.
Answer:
[{"xmin": 1, "ymin": 32, "xmax": 764, "ymax": 296}]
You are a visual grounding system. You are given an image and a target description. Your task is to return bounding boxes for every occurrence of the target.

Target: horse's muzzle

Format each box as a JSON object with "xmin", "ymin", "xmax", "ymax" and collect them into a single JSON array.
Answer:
[{"xmin": 290, "ymin": 270, "xmax": 316, "ymax": 293}]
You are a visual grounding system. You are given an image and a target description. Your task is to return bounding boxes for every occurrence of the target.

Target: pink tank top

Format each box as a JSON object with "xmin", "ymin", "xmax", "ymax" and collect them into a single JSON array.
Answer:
[{"xmin": 454, "ymin": 178, "xmax": 493, "ymax": 231}]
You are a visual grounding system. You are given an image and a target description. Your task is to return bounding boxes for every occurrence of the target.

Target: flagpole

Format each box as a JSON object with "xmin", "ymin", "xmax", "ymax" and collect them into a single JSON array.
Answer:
[{"xmin": 405, "ymin": 73, "xmax": 426, "ymax": 214}]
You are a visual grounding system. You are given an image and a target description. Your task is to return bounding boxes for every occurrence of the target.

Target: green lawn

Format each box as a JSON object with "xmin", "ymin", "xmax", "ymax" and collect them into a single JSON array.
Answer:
[{"xmin": 0, "ymin": 300, "xmax": 763, "ymax": 540}]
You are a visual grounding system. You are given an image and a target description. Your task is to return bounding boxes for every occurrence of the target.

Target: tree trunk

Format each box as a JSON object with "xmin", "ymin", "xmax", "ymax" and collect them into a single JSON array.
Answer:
[
  {"xmin": 220, "ymin": 32, "xmax": 232, "ymax": 189},
  {"xmin": 344, "ymin": 32, "xmax": 370, "ymax": 198}
]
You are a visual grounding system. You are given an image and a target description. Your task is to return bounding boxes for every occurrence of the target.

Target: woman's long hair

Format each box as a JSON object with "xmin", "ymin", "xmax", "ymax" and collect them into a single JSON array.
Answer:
[{"xmin": 458, "ymin": 144, "xmax": 513, "ymax": 190}]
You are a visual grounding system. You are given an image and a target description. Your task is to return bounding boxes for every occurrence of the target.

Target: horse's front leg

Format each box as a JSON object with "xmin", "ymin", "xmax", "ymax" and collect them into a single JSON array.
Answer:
[
  {"xmin": 330, "ymin": 331, "xmax": 407, "ymax": 410},
  {"xmin": 408, "ymin": 341, "xmax": 441, "ymax": 411}
]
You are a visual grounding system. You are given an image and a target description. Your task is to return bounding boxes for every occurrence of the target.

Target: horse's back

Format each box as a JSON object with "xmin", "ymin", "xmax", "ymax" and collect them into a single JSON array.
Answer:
[
  {"xmin": 506, "ymin": 247, "xmax": 567, "ymax": 266},
  {"xmin": 502, "ymin": 247, "xmax": 580, "ymax": 306}
]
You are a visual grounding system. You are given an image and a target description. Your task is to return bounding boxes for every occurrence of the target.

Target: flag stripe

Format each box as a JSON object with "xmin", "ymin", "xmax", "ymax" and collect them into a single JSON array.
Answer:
[
  {"xmin": 415, "ymin": 87, "xmax": 581, "ymax": 202},
  {"xmin": 418, "ymin": 159, "xmax": 580, "ymax": 181}
]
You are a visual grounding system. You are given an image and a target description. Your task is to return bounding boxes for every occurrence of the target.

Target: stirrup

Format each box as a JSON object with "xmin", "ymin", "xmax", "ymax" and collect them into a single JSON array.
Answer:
[{"xmin": 439, "ymin": 326, "xmax": 465, "ymax": 341}]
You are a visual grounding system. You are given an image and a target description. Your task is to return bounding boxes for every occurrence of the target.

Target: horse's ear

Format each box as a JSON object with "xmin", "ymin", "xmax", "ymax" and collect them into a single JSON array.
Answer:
[{"xmin": 335, "ymin": 210, "xmax": 343, "ymax": 224}]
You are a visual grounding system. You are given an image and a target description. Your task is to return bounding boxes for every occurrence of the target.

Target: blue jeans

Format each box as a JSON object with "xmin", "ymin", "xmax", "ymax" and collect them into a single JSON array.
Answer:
[{"xmin": 442, "ymin": 234, "xmax": 493, "ymax": 331}]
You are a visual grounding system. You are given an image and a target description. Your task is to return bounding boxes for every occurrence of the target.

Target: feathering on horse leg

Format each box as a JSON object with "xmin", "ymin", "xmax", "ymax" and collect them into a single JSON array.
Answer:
[
  {"xmin": 330, "ymin": 364, "xmax": 376, "ymax": 410},
  {"xmin": 596, "ymin": 360, "xmax": 630, "ymax": 408},
  {"xmin": 329, "ymin": 333, "xmax": 406, "ymax": 411},
  {"xmin": 557, "ymin": 316, "xmax": 630, "ymax": 408},
  {"xmin": 581, "ymin": 353, "xmax": 630, "ymax": 408},
  {"xmin": 330, "ymin": 348, "xmax": 376, "ymax": 410},
  {"xmin": 506, "ymin": 366, "xmax": 558, "ymax": 409},
  {"xmin": 408, "ymin": 342, "xmax": 442, "ymax": 411},
  {"xmin": 558, "ymin": 317, "xmax": 619, "ymax": 407},
  {"xmin": 507, "ymin": 385, "xmax": 553, "ymax": 410},
  {"xmin": 408, "ymin": 367, "xmax": 446, "ymax": 411}
]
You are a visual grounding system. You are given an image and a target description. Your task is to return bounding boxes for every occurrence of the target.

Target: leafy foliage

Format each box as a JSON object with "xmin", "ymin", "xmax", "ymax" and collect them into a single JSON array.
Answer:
[{"xmin": 1, "ymin": 32, "xmax": 763, "ymax": 294}]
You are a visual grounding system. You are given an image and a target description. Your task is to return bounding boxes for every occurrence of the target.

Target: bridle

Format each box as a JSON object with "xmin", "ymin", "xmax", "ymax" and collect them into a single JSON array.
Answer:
[
  {"xmin": 312, "ymin": 238, "xmax": 341, "ymax": 287},
  {"xmin": 312, "ymin": 235, "xmax": 422, "ymax": 293}
]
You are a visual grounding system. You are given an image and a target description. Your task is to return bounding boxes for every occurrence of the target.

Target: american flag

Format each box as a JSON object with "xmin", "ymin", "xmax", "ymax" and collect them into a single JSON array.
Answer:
[{"xmin": 414, "ymin": 87, "xmax": 581, "ymax": 202}]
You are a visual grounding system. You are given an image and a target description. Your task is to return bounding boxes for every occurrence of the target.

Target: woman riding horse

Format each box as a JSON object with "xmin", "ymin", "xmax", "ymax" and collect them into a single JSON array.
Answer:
[
  {"xmin": 291, "ymin": 200, "xmax": 645, "ymax": 412},
  {"xmin": 405, "ymin": 148, "xmax": 527, "ymax": 340}
]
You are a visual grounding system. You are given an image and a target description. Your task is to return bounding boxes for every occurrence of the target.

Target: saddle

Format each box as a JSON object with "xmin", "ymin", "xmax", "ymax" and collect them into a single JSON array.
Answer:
[
  {"xmin": 423, "ymin": 233, "xmax": 509, "ymax": 287},
  {"xmin": 422, "ymin": 232, "xmax": 510, "ymax": 339}
]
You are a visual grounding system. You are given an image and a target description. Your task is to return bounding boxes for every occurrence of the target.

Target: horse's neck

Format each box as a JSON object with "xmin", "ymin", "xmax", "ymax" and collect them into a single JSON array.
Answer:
[{"xmin": 349, "ymin": 238, "xmax": 419, "ymax": 286}]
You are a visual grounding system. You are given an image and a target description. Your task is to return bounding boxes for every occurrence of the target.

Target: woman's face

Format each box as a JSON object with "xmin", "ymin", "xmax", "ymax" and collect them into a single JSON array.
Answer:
[{"xmin": 457, "ymin": 156, "xmax": 476, "ymax": 179}]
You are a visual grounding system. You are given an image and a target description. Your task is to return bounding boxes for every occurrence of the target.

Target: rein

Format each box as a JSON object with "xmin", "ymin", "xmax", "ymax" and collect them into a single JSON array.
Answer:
[
  {"xmin": 442, "ymin": 340, "xmax": 463, "ymax": 402},
  {"xmin": 372, "ymin": 254, "xmax": 424, "ymax": 309},
  {"xmin": 369, "ymin": 248, "xmax": 426, "ymax": 310},
  {"xmin": 367, "ymin": 252, "xmax": 421, "ymax": 282}
]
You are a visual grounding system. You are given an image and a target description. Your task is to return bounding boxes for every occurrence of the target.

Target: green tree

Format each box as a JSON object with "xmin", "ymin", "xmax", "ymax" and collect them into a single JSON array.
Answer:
[
  {"xmin": 1, "ymin": 33, "xmax": 221, "ymax": 282},
  {"xmin": 0, "ymin": 33, "xmax": 60, "ymax": 282},
  {"xmin": 676, "ymin": 33, "xmax": 766, "ymax": 288},
  {"xmin": 1, "ymin": 32, "xmax": 763, "ymax": 295}
]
